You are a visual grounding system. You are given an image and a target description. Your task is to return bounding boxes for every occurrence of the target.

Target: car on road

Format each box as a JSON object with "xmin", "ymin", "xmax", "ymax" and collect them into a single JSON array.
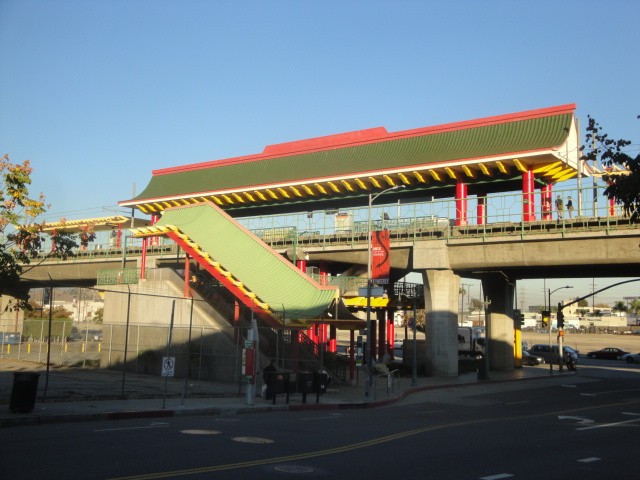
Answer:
[
  {"xmin": 585, "ymin": 347, "xmax": 629, "ymax": 360},
  {"xmin": 528, "ymin": 344, "xmax": 579, "ymax": 365},
  {"xmin": 621, "ymin": 352, "xmax": 640, "ymax": 364},
  {"xmin": 522, "ymin": 350, "xmax": 545, "ymax": 366}
]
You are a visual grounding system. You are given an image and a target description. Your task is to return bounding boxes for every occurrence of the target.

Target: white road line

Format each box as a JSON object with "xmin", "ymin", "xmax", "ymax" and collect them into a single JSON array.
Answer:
[
  {"xmin": 577, "ymin": 417, "xmax": 640, "ymax": 431},
  {"xmin": 94, "ymin": 424, "xmax": 168, "ymax": 432},
  {"xmin": 506, "ymin": 401, "xmax": 530, "ymax": 405},
  {"xmin": 479, "ymin": 474, "xmax": 514, "ymax": 480},
  {"xmin": 578, "ymin": 457, "xmax": 601, "ymax": 463}
]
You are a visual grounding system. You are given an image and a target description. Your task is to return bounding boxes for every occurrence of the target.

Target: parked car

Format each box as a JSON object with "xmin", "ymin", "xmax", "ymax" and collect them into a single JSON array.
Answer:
[
  {"xmin": 621, "ymin": 352, "xmax": 640, "ymax": 364},
  {"xmin": 522, "ymin": 350, "xmax": 545, "ymax": 366},
  {"xmin": 0, "ymin": 332, "xmax": 21, "ymax": 345},
  {"xmin": 528, "ymin": 344, "xmax": 579, "ymax": 365},
  {"xmin": 585, "ymin": 347, "xmax": 629, "ymax": 360},
  {"xmin": 67, "ymin": 331, "xmax": 84, "ymax": 342}
]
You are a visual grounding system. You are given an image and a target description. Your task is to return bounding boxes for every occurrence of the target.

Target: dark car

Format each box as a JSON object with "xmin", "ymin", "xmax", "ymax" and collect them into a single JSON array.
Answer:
[
  {"xmin": 586, "ymin": 347, "xmax": 629, "ymax": 360},
  {"xmin": 67, "ymin": 332, "xmax": 84, "ymax": 342},
  {"xmin": 522, "ymin": 350, "xmax": 545, "ymax": 366},
  {"xmin": 529, "ymin": 344, "xmax": 579, "ymax": 365}
]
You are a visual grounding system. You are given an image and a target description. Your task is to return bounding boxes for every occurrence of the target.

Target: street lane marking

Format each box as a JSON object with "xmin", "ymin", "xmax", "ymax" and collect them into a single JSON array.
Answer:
[
  {"xmin": 107, "ymin": 399, "xmax": 638, "ymax": 480},
  {"xmin": 95, "ymin": 424, "xmax": 168, "ymax": 432},
  {"xmin": 577, "ymin": 417, "xmax": 640, "ymax": 431},
  {"xmin": 232, "ymin": 436, "xmax": 274, "ymax": 444},
  {"xmin": 558, "ymin": 415, "xmax": 594, "ymax": 425},
  {"xmin": 578, "ymin": 457, "xmax": 601, "ymax": 463},
  {"xmin": 479, "ymin": 474, "xmax": 513, "ymax": 479}
]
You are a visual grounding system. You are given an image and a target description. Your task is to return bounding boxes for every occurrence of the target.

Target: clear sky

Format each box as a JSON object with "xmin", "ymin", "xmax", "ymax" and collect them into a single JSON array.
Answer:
[{"xmin": 1, "ymin": 1, "xmax": 638, "ymax": 309}]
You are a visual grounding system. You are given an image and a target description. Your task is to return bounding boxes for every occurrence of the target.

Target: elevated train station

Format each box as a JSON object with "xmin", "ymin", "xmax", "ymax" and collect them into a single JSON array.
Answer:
[{"xmin": 112, "ymin": 103, "xmax": 584, "ymax": 378}]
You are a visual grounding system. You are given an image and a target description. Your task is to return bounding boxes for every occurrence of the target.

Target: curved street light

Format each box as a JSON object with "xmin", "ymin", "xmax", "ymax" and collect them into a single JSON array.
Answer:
[{"xmin": 365, "ymin": 184, "xmax": 405, "ymax": 398}]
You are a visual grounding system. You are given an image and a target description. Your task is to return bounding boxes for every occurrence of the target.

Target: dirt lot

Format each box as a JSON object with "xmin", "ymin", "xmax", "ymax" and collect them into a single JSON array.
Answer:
[{"xmin": 521, "ymin": 331, "xmax": 640, "ymax": 355}]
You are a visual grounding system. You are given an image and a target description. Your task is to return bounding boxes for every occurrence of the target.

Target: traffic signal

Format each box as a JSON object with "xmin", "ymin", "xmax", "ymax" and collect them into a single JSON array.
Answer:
[
  {"xmin": 541, "ymin": 310, "xmax": 550, "ymax": 328},
  {"xmin": 557, "ymin": 305, "xmax": 565, "ymax": 329}
]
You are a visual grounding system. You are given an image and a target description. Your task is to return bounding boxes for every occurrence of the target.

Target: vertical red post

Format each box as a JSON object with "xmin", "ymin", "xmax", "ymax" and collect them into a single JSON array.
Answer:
[
  {"xmin": 233, "ymin": 300, "xmax": 240, "ymax": 344},
  {"xmin": 370, "ymin": 319, "xmax": 377, "ymax": 362},
  {"xmin": 522, "ymin": 171, "xmax": 535, "ymax": 221},
  {"xmin": 377, "ymin": 310, "xmax": 386, "ymax": 362},
  {"xmin": 140, "ymin": 237, "xmax": 147, "ymax": 280},
  {"xmin": 540, "ymin": 185, "xmax": 552, "ymax": 220},
  {"xmin": 296, "ymin": 259, "xmax": 307, "ymax": 272},
  {"xmin": 387, "ymin": 317, "xmax": 394, "ymax": 359},
  {"xmin": 329, "ymin": 325, "xmax": 337, "ymax": 353},
  {"xmin": 476, "ymin": 194, "xmax": 486, "ymax": 225},
  {"xmin": 455, "ymin": 182, "xmax": 468, "ymax": 226},
  {"xmin": 183, "ymin": 255, "xmax": 190, "ymax": 298},
  {"xmin": 609, "ymin": 197, "xmax": 615, "ymax": 216},
  {"xmin": 349, "ymin": 329, "xmax": 355, "ymax": 381}
]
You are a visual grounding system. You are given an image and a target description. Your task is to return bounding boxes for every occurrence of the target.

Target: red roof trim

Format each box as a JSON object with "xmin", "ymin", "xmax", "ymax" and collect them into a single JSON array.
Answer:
[{"xmin": 153, "ymin": 103, "xmax": 575, "ymax": 176}]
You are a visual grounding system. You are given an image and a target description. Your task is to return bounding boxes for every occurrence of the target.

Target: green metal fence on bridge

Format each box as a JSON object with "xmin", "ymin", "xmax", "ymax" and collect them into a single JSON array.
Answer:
[{"xmin": 30, "ymin": 185, "xmax": 638, "ymax": 262}]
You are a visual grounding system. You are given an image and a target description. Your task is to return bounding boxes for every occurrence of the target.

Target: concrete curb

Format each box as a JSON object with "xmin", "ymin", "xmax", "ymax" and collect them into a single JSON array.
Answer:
[{"xmin": 1, "ymin": 370, "xmax": 576, "ymax": 428}]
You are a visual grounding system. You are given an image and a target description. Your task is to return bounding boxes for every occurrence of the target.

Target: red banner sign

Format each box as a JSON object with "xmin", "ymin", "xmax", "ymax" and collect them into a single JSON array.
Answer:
[{"xmin": 371, "ymin": 230, "xmax": 391, "ymax": 284}]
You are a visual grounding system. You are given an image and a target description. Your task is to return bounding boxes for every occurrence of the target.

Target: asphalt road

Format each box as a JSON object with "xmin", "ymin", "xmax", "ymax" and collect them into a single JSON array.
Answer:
[{"xmin": 2, "ymin": 360, "xmax": 639, "ymax": 479}]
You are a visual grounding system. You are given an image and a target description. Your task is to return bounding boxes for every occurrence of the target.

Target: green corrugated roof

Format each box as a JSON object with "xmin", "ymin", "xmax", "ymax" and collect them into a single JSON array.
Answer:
[
  {"xmin": 157, "ymin": 203, "xmax": 337, "ymax": 318},
  {"xmin": 134, "ymin": 113, "xmax": 572, "ymax": 202}
]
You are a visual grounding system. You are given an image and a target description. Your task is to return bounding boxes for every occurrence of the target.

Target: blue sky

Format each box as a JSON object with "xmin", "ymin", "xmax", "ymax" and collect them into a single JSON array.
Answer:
[{"xmin": 1, "ymin": 1, "xmax": 638, "ymax": 307}]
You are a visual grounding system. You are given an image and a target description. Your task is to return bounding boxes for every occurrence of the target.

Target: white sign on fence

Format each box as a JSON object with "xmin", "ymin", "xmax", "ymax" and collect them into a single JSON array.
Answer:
[{"xmin": 161, "ymin": 356, "xmax": 175, "ymax": 377}]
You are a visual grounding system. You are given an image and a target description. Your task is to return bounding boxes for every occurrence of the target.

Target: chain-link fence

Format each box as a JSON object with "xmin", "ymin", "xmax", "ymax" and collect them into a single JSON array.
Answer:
[{"xmin": 0, "ymin": 285, "xmax": 336, "ymax": 402}]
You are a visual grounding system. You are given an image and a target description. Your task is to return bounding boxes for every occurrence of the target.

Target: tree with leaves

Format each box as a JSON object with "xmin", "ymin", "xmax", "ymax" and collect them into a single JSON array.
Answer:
[
  {"xmin": 581, "ymin": 115, "xmax": 640, "ymax": 221},
  {"xmin": 0, "ymin": 154, "xmax": 80, "ymax": 309}
]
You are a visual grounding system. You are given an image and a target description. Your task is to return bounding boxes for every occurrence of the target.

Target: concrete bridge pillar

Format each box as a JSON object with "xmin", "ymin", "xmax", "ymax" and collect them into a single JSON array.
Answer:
[
  {"xmin": 480, "ymin": 273, "xmax": 516, "ymax": 372},
  {"xmin": 422, "ymin": 269, "xmax": 459, "ymax": 377}
]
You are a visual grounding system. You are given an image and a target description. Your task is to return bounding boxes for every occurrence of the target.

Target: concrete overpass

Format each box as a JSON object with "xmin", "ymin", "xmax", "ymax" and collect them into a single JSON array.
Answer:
[{"xmin": 17, "ymin": 218, "xmax": 640, "ymax": 377}]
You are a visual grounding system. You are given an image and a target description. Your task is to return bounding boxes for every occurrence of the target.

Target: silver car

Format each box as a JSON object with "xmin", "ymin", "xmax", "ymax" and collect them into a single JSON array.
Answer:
[{"xmin": 621, "ymin": 352, "xmax": 640, "ymax": 364}]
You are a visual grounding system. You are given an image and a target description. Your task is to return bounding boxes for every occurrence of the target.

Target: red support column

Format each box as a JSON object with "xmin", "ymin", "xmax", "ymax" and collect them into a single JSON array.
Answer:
[
  {"xmin": 540, "ymin": 185, "xmax": 553, "ymax": 220},
  {"xmin": 370, "ymin": 319, "xmax": 377, "ymax": 362},
  {"xmin": 349, "ymin": 329, "xmax": 355, "ymax": 382},
  {"xmin": 377, "ymin": 309, "xmax": 386, "ymax": 362},
  {"xmin": 233, "ymin": 300, "xmax": 240, "ymax": 344},
  {"xmin": 522, "ymin": 171, "xmax": 535, "ymax": 221},
  {"xmin": 387, "ymin": 316, "xmax": 394, "ymax": 359},
  {"xmin": 455, "ymin": 182, "xmax": 468, "ymax": 226},
  {"xmin": 296, "ymin": 259, "xmax": 307, "ymax": 272},
  {"xmin": 140, "ymin": 237, "xmax": 147, "ymax": 280},
  {"xmin": 329, "ymin": 325, "xmax": 337, "ymax": 353},
  {"xmin": 476, "ymin": 194, "xmax": 486, "ymax": 225},
  {"xmin": 183, "ymin": 255, "xmax": 190, "ymax": 298},
  {"xmin": 609, "ymin": 197, "xmax": 615, "ymax": 216}
]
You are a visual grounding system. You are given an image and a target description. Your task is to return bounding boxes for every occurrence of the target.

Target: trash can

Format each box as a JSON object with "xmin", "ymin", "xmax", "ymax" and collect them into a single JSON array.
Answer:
[
  {"xmin": 297, "ymin": 371, "xmax": 314, "ymax": 403},
  {"xmin": 9, "ymin": 372, "xmax": 40, "ymax": 413},
  {"xmin": 267, "ymin": 372, "xmax": 289, "ymax": 404},
  {"xmin": 313, "ymin": 371, "xmax": 329, "ymax": 403}
]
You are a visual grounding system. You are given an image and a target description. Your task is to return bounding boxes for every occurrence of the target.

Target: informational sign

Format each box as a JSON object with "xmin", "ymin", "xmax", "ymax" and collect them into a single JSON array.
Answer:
[
  {"xmin": 371, "ymin": 230, "xmax": 390, "ymax": 284},
  {"xmin": 161, "ymin": 356, "xmax": 175, "ymax": 377}
]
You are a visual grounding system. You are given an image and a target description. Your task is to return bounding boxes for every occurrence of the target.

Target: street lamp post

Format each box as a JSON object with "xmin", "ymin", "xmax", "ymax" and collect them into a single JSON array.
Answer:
[
  {"xmin": 365, "ymin": 185, "xmax": 405, "ymax": 398},
  {"xmin": 548, "ymin": 285, "xmax": 572, "ymax": 374}
]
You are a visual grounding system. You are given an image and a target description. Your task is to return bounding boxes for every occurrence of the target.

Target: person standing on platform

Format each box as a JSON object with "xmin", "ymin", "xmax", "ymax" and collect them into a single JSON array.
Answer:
[
  {"xmin": 566, "ymin": 196, "xmax": 574, "ymax": 218},
  {"xmin": 555, "ymin": 195, "xmax": 564, "ymax": 220}
]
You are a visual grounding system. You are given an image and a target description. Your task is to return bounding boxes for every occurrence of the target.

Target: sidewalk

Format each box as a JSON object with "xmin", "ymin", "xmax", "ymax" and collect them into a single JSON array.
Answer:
[{"xmin": 0, "ymin": 364, "xmax": 570, "ymax": 428}]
